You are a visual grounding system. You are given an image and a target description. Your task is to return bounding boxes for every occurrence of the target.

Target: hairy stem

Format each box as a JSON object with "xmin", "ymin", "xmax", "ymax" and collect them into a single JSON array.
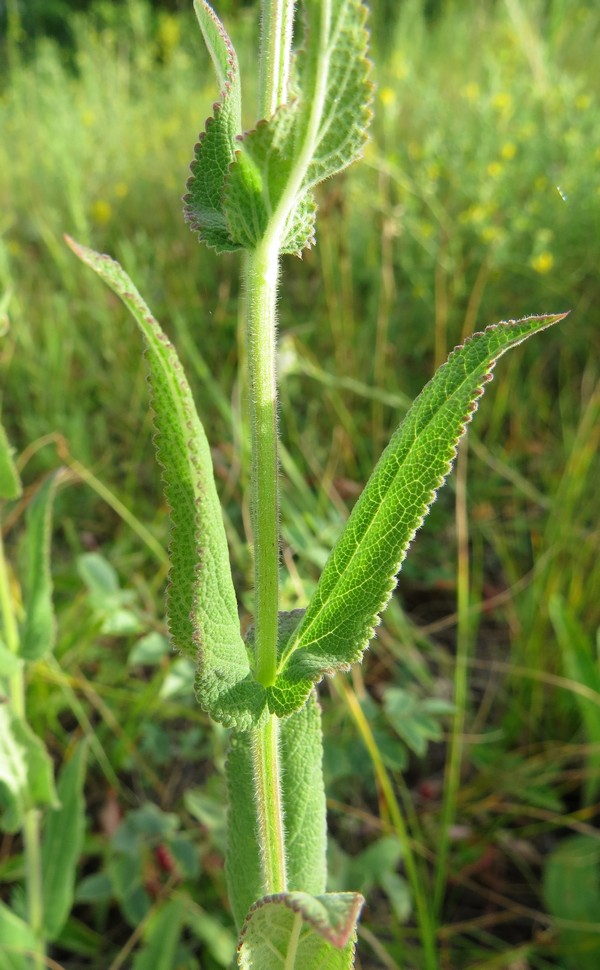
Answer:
[
  {"xmin": 259, "ymin": 0, "xmax": 296, "ymax": 117},
  {"xmin": 253, "ymin": 714, "xmax": 287, "ymax": 894},
  {"xmin": 244, "ymin": 245, "xmax": 280, "ymax": 689}
]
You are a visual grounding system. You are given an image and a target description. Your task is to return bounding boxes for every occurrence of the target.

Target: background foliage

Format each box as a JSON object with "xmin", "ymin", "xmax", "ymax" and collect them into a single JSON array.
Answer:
[{"xmin": 1, "ymin": 0, "xmax": 599, "ymax": 967}]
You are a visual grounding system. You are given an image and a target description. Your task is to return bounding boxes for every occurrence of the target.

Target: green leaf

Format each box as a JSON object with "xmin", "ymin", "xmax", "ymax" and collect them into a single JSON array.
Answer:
[
  {"xmin": 543, "ymin": 834, "xmax": 600, "ymax": 970},
  {"xmin": 224, "ymin": 0, "xmax": 372, "ymax": 255},
  {"xmin": 0, "ymin": 901, "xmax": 38, "ymax": 970},
  {"xmin": 238, "ymin": 891, "xmax": 363, "ymax": 970},
  {"xmin": 183, "ymin": 0, "xmax": 244, "ymax": 252},
  {"xmin": 65, "ymin": 238, "xmax": 264, "ymax": 731},
  {"xmin": 0, "ymin": 704, "xmax": 58, "ymax": 833},
  {"xmin": 41, "ymin": 742, "xmax": 87, "ymax": 940},
  {"xmin": 550, "ymin": 595, "xmax": 600, "ymax": 804},
  {"xmin": 19, "ymin": 474, "xmax": 59, "ymax": 661},
  {"xmin": 132, "ymin": 898, "xmax": 186, "ymax": 970},
  {"xmin": 269, "ymin": 313, "xmax": 567, "ymax": 717},
  {"xmin": 0, "ymin": 421, "xmax": 22, "ymax": 501},
  {"xmin": 226, "ymin": 688, "xmax": 326, "ymax": 930}
]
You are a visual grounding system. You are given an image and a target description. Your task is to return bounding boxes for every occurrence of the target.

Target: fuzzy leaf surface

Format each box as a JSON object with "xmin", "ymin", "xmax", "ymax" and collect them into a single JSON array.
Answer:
[
  {"xmin": 41, "ymin": 742, "xmax": 87, "ymax": 940},
  {"xmin": 66, "ymin": 239, "xmax": 263, "ymax": 731},
  {"xmin": 0, "ymin": 705, "xmax": 58, "ymax": 833},
  {"xmin": 19, "ymin": 474, "xmax": 58, "ymax": 661},
  {"xmin": 226, "ymin": 682, "xmax": 326, "ymax": 930},
  {"xmin": 269, "ymin": 314, "xmax": 567, "ymax": 716},
  {"xmin": 183, "ymin": 0, "xmax": 244, "ymax": 252},
  {"xmin": 238, "ymin": 891, "xmax": 364, "ymax": 970},
  {"xmin": 224, "ymin": 0, "xmax": 372, "ymax": 254},
  {"xmin": 0, "ymin": 421, "xmax": 22, "ymax": 500}
]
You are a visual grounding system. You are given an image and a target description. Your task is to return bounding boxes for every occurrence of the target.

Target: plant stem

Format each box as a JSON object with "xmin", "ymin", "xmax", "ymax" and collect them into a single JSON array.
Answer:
[
  {"xmin": 253, "ymin": 714, "xmax": 287, "ymax": 894},
  {"xmin": 259, "ymin": 0, "xmax": 295, "ymax": 118},
  {"xmin": 433, "ymin": 443, "xmax": 471, "ymax": 917},
  {"xmin": 0, "ymin": 530, "xmax": 46, "ymax": 969},
  {"xmin": 244, "ymin": 245, "xmax": 280, "ymax": 689}
]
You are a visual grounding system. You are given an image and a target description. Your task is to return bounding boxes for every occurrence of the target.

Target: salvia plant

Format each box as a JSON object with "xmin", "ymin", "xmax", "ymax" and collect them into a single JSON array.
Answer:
[{"xmin": 60, "ymin": 0, "xmax": 565, "ymax": 967}]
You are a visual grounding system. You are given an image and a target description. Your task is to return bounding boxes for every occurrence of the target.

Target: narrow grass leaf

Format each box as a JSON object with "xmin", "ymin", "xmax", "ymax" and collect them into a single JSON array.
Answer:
[
  {"xmin": 550, "ymin": 595, "xmax": 600, "ymax": 804},
  {"xmin": 66, "ymin": 239, "xmax": 264, "ymax": 731},
  {"xmin": 224, "ymin": 0, "xmax": 372, "ymax": 254},
  {"xmin": 0, "ymin": 902, "xmax": 38, "ymax": 970},
  {"xmin": 269, "ymin": 313, "xmax": 567, "ymax": 717},
  {"xmin": 132, "ymin": 898, "xmax": 187, "ymax": 970},
  {"xmin": 183, "ymin": 0, "xmax": 244, "ymax": 252},
  {"xmin": 19, "ymin": 473, "xmax": 59, "ymax": 661},
  {"xmin": 0, "ymin": 705, "xmax": 58, "ymax": 833},
  {"xmin": 0, "ymin": 422, "xmax": 22, "ymax": 500},
  {"xmin": 238, "ymin": 891, "xmax": 364, "ymax": 970},
  {"xmin": 41, "ymin": 742, "xmax": 87, "ymax": 940},
  {"xmin": 226, "ymin": 687, "xmax": 326, "ymax": 930}
]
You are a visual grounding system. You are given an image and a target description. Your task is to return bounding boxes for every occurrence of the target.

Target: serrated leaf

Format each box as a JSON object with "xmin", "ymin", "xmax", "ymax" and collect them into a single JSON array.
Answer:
[
  {"xmin": 238, "ymin": 891, "xmax": 363, "ymax": 970},
  {"xmin": 0, "ymin": 705, "xmax": 58, "ymax": 833},
  {"xmin": 19, "ymin": 474, "xmax": 59, "ymax": 661},
  {"xmin": 224, "ymin": 0, "xmax": 372, "ymax": 255},
  {"xmin": 226, "ymin": 688, "xmax": 326, "ymax": 930},
  {"xmin": 183, "ymin": 0, "xmax": 244, "ymax": 252},
  {"xmin": 268, "ymin": 314, "xmax": 567, "ymax": 716},
  {"xmin": 0, "ymin": 901, "xmax": 38, "ymax": 970},
  {"xmin": 41, "ymin": 743, "xmax": 87, "ymax": 940},
  {"xmin": 65, "ymin": 238, "xmax": 262, "ymax": 731},
  {"xmin": 0, "ymin": 421, "xmax": 22, "ymax": 501}
]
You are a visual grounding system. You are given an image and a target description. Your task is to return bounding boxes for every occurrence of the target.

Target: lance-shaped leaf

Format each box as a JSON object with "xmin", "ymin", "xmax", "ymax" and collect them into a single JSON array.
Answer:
[
  {"xmin": 0, "ymin": 902, "xmax": 39, "ymax": 970},
  {"xmin": 0, "ymin": 421, "xmax": 22, "ymax": 501},
  {"xmin": 226, "ymin": 682, "xmax": 326, "ymax": 929},
  {"xmin": 19, "ymin": 473, "xmax": 59, "ymax": 661},
  {"xmin": 237, "ymin": 891, "xmax": 364, "ymax": 970},
  {"xmin": 41, "ymin": 742, "xmax": 87, "ymax": 940},
  {"xmin": 183, "ymin": 0, "xmax": 244, "ymax": 252},
  {"xmin": 268, "ymin": 313, "xmax": 567, "ymax": 717},
  {"xmin": 66, "ymin": 238, "xmax": 265, "ymax": 731},
  {"xmin": 224, "ymin": 0, "xmax": 372, "ymax": 255},
  {"xmin": 0, "ymin": 705, "xmax": 58, "ymax": 833}
]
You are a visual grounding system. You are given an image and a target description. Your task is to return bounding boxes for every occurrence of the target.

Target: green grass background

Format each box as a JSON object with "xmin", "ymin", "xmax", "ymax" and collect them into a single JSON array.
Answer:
[{"xmin": 1, "ymin": 0, "xmax": 599, "ymax": 967}]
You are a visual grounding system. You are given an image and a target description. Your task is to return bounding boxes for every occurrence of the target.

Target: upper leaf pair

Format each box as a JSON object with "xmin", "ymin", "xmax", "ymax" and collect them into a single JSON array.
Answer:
[
  {"xmin": 64, "ymin": 241, "xmax": 567, "ymax": 732},
  {"xmin": 183, "ymin": 0, "xmax": 372, "ymax": 255}
]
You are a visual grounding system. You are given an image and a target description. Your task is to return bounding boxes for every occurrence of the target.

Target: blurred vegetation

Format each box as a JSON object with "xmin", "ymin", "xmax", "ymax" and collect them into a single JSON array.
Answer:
[{"xmin": 1, "ymin": 0, "xmax": 599, "ymax": 967}]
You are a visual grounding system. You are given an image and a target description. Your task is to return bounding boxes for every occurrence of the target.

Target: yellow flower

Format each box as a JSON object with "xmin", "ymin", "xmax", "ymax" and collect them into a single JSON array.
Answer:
[
  {"xmin": 379, "ymin": 87, "xmax": 396, "ymax": 107},
  {"xmin": 114, "ymin": 182, "xmax": 129, "ymax": 199},
  {"xmin": 501, "ymin": 142, "xmax": 517, "ymax": 160},
  {"xmin": 81, "ymin": 109, "xmax": 95, "ymax": 128},
  {"xmin": 486, "ymin": 161, "xmax": 503, "ymax": 178},
  {"xmin": 530, "ymin": 251, "xmax": 554, "ymax": 274},
  {"xmin": 492, "ymin": 92, "xmax": 513, "ymax": 115},
  {"xmin": 91, "ymin": 200, "xmax": 113, "ymax": 225},
  {"xmin": 426, "ymin": 162, "xmax": 440, "ymax": 180},
  {"xmin": 575, "ymin": 93, "xmax": 592, "ymax": 111},
  {"xmin": 462, "ymin": 82, "xmax": 480, "ymax": 103}
]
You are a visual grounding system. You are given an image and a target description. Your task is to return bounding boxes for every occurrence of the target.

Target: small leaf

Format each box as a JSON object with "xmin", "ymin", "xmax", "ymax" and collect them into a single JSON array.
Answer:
[
  {"xmin": 0, "ymin": 421, "xmax": 22, "ymax": 501},
  {"xmin": 269, "ymin": 313, "xmax": 567, "ymax": 716},
  {"xmin": 224, "ymin": 0, "xmax": 372, "ymax": 255},
  {"xmin": 65, "ymin": 238, "xmax": 263, "ymax": 731},
  {"xmin": 0, "ymin": 901, "xmax": 38, "ymax": 970},
  {"xmin": 183, "ymin": 0, "xmax": 244, "ymax": 252},
  {"xmin": 19, "ymin": 474, "xmax": 59, "ymax": 661},
  {"xmin": 132, "ymin": 898, "xmax": 186, "ymax": 970},
  {"xmin": 543, "ymin": 834, "xmax": 600, "ymax": 970},
  {"xmin": 226, "ymin": 688, "xmax": 326, "ymax": 930},
  {"xmin": 41, "ymin": 742, "xmax": 87, "ymax": 940},
  {"xmin": 238, "ymin": 891, "xmax": 364, "ymax": 970},
  {"xmin": 0, "ymin": 705, "xmax": 58, "ymax": 833}
]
